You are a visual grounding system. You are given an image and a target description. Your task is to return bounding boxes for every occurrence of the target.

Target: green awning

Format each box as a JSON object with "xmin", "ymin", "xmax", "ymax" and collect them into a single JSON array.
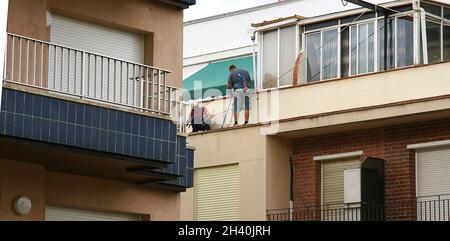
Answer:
[{"xmin": 183, "ymin": 55, "xmax": 255, "ymax": 100}]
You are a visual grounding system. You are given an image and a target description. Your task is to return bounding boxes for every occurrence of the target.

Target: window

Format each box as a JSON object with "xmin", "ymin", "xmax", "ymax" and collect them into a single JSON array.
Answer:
[
  {"xmin": 396, "ymin": 16, "xmax": 414, "ymax": 67},
  {"xmin": 261, "ymin": 25, "xmax": 298, "ymax": 89},
  {"xmin": 262, "ymin": 30, "xmax": 278, "ymax": 89},
  {"xmin": 341, "ymin": 27, "xmax": 350, "ymax": 77},
  {"xmin": 426, "ymin": 21, "xmax": 441, "ymax": 63},
  {"xmin": 306, "ymin": 32, "xmax": 321, "ymax": 82},
  {"xmin": 378, "ymin": 18, "xmax": 395, "ymax": 70},
  {"xmin": 444, "ymin": 23, "xmax": 450, "ymax": 61},
  {"xmin": 280, "ymin": 26, "xmax": 297, "ymax": 86},
  {"xmin": 348, "ymin": 22, "xmax": 375, "ymax": 75},
  {"xmin": 306, "ymin": 28, "xmax": 338, "ymax": 82}
]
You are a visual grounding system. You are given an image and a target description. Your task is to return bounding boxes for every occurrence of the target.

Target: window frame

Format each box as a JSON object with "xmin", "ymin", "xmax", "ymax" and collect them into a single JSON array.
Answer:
[{"xmin": 259, "ymin": 24, "xmax": 302, "ymax": 90}]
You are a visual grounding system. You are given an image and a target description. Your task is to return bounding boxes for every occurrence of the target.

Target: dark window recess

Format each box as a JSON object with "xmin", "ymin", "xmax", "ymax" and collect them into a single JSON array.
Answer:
[
  {"xmin": 421, "ymin": 1, "xmax": 442, "ymax": 17},
  {"xmin": 444, "ymin": 7, "xmax": 450, "ymax": 20},
  {"xmin": 426, "ymin": 21, "xmax": 442, "ymax": 63},
  {"xmin": 305, "ymin": 19, "xmax": 339, "ymax": 32},
  {"xmin": 391, "ymin": 4, "xmax": 413, "ymax": 13},
  {"xmin": 341, "ymin": 27, "xmax": 350, "ymax": 77},
  {"xmin": 341, "ymin": 12, "xmax": 375, "ymax": 25},
  {"xmin": 378, "ymin": 18, "xmax": 395, "ymax": 70},
  {"xmin": 444, "ymin": 24, "xmax": 450, "ymax": 61}
]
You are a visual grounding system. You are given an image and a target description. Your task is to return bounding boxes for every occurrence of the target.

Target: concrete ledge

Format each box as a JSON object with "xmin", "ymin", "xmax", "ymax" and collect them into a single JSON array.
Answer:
[
  {"xmin": 407, "ymin": 140, "xmax": 450, "ymax": 150},
  {"xmin": 313, "ymin": 151, "xmax": 363, "ymax": 161}
]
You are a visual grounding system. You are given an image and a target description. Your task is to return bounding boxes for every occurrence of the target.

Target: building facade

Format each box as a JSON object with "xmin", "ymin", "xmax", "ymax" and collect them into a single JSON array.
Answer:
[
  {"xmin": 0, "ymin": 0, "xmax": 195, "ymax": 221},
  {"xmin": 181, "ymin": 0, "xmax": 450, "ymax": 221}
]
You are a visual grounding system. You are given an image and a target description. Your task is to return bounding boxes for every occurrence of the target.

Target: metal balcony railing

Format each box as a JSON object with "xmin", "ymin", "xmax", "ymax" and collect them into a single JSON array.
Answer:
[
  {"xmin": 267, "ymin": 194, "xmax": 450, "ymax": 221},
  {"xmin": 2, "ymin": 33, "xmax": 186, "ymax": 132}
]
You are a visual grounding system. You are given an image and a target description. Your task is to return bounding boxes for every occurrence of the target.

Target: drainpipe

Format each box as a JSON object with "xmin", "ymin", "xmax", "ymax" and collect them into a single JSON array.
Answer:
[
  {"xmin": 413, "ymin": 1, "xmax": 428, "ymax": 64},
  {"xmin": 289, "ymin": 156, "xmax": 294, "ymax": 221},
  {"xmin": 251, "ymin": 33, "xmax": 257, "ymax": 89},
  {"xmin": 0, "ymin": 0, "xmax": 9, "ymax": 108}
]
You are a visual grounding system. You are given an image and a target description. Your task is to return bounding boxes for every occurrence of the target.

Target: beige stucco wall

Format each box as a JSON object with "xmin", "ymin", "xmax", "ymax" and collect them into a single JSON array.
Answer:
[
  {"xmin": 265, "ymin": 136, "xmax": 291, "ymax": 211},
  {"xmin": 181, "ymin": 127, "xmax": 266, "ymax": 220},
  {"xmin": 0, "ymin": 159, "xmax": 180, "ymax": 221},
  {"xmin": 7, "ymin": 0, "xmax": 184, "ymax": 87},
  {"xmin": 196, "ymin": 62, "xmax": 450, "ymax": 129},
  {"xmin": 181, "ymin": 126, "xmax": 292, "ymax": 221}
]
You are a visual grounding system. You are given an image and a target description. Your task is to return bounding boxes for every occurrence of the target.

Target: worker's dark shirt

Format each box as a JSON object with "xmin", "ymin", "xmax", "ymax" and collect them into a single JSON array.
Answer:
[{"xmin": 228, "ymin": 69, "xmax": 251, "ymax": 90}]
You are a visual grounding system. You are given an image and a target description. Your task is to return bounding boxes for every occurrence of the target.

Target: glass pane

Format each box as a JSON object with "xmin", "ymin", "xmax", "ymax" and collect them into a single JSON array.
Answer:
[
  {"xmin": 351, "ymin": 25, "xmax": 358, "ymax": 75},
  {"xmin": 396, "ymin": 16, "xmax": 414, "ymax": 67},
  {"xmin": 279, "ymin": 26, "xmax": 296, "ymax": 86},
  {"xmin": 322, "ymin": 29, "xmax": 338, "ymax": 80},
  {"xmin": 358, "ymin": 24, "xmax": 369, "ymax": 74},
  {"xmin": 341, "ymin": 27, "xmax": 350, "ymax": 77},
  {"xmin": 367, "ymin": 22, "xmax": 375, "ymax": 72},
  {"xmin": 262, "ymin": 29, "xmax": 278, "ymax": 89},
  {"xmin": 306, "ymin": 32, "xmax": 321, "ymax": 82},
  {"xmin": 426, "ymin": 21, "xmax": 442, "ymax": 63},
  {"xmin": 378, "ymin": 18, "xmax": 395, "ymax": 70},
  {"xmin": 444, "ymin": 24, "xmax": 450, "ymax": 61}
]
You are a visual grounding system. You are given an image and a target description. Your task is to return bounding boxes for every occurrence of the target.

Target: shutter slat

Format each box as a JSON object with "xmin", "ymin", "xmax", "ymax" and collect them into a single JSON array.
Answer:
[{"xmin": 195, "ymin": 164, "xmax": 239, "ymax": 221}]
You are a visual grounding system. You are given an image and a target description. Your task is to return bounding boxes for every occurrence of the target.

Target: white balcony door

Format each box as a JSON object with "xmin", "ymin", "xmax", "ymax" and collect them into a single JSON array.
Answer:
[{"xmin": 48, "ymin": 14, "xmax": 144, "ymax": 105}]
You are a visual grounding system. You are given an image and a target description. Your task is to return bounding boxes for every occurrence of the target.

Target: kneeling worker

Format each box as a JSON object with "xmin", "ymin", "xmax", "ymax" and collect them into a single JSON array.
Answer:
[
  {"xmin": 227, "ymin": 65, "xmax": 252, "ymax": 126},
  {"xmin": 188, "ymin": 102, "xmax": 213, "ymax": 133}
]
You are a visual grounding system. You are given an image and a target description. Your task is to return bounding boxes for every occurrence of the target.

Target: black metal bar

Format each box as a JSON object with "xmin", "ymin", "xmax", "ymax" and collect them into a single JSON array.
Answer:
[{"xmin": 345, "ymin": 0, "xmax": 396, "ymax": 15}]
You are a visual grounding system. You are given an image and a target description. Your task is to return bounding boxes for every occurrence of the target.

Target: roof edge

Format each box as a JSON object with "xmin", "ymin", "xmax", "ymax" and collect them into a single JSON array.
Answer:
[{"xmin": 184, "ymin": 0, "xmax": 304, "ymax": 25}]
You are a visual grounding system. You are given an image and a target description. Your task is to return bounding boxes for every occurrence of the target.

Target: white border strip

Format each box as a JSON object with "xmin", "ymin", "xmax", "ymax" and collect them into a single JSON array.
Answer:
[
  {"xmin": 313, "ymin": 151, "xmax": 363, "ymax": 161},
  {"xmin": 407, "ymin": 140, "xmax": 450, "ymax": 150}
]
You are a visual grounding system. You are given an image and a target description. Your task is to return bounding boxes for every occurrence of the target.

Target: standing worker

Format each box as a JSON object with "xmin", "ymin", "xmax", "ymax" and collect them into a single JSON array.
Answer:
[{"xmin": 227, "ymin": 65, "xmax": 252, "ymax": 126}]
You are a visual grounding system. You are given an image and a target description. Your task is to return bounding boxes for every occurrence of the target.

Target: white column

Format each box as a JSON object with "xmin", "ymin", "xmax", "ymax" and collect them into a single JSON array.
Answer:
[{"xmin": 0, "ymin": 0, "xmax": 9, "ymax": 108}]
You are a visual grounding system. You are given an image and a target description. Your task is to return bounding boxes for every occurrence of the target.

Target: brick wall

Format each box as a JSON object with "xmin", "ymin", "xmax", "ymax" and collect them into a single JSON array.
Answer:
[{"xmin": 292, "ymin": 118, "xmax": 450, "ymax": 220}]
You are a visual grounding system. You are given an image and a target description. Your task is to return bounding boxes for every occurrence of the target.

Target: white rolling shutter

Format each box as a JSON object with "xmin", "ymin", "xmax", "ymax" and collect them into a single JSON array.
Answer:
[
  {"xmin": 322, "ymin": 158, "xmax": 361, "ymax": 221},
  {"xmin": 48, "ymin": 14, "xmax": 144, "ymax": 103},
  {"xmin": 195, "ymin": 164, "xmax": 239, "ymax": 221},
  {"xmin": 50, "ymin": 14, "xmax": 144, "ymax": 63},
  {"xmin": 416, "ymin": 146, "xmax": 450, "ymax": 221},
  {"xmin": 416, "ymin": 147, "xmax": 450, "ymax": 197},
  {"xmin": 45, "ymin": 206, "xmax": 140, "ymax": 221}
]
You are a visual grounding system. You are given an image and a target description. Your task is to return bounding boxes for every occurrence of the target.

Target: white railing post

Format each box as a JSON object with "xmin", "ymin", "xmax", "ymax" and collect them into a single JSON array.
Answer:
[{"xmin": 80, "ymin": 51, "xmax": 85, "ymax": 99}]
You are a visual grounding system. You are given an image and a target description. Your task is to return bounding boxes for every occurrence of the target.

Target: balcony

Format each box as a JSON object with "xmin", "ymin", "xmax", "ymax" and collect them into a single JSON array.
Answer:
[
  {"xmin": 266, "ymin": 194, "xmax": 450, "ymax": 221},
  {"xmin": 3, "ymin": 33, "xmax": 183, "ymax": 120},
  {"xmin": 1, "ymin": 33, "xmax": 193, "ymax": 191}
]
